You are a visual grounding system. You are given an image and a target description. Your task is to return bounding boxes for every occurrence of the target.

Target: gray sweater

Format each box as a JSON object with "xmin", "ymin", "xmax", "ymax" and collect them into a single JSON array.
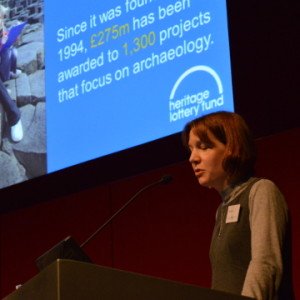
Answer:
[{"xmin": 210, "ymin": 177, "xmax": 292, "ymax": 300}]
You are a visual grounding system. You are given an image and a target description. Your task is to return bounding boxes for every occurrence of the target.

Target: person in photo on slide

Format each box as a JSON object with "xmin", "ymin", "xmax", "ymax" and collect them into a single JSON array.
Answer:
[{"xmin": 0, "ymin": 4, "xmax": 23, "ymax": 142}]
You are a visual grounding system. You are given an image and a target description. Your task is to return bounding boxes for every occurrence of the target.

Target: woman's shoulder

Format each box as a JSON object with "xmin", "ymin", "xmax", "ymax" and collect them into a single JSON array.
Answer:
[
  {"xmin": 251, "ymin": 177, "xmax": 282, "ymax": 194},
  {"xmin": 249, "ymin": 177, "xmax": 288, "ymax": 210}
]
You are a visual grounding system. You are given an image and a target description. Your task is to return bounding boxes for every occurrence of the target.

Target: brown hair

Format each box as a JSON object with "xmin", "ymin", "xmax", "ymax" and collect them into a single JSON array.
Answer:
[{"xmin": 182, "ymin": 111, "xmax": 256, "ymax": 184}]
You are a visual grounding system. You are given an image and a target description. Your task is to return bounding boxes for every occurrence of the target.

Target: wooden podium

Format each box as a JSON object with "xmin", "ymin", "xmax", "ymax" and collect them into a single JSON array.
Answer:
[{"xmin": 4, "ymin": 260, "xmax": 253, "ymax": 299}]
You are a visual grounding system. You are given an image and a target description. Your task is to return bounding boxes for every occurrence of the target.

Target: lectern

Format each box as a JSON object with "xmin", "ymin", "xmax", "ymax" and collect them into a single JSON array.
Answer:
[{"xmin": 4, "ymin": 260, "xmax": 253, "ymax": 300}]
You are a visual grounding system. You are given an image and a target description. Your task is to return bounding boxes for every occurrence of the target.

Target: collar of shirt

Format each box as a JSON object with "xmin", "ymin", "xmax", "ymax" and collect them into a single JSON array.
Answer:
[{"xmin": 220, "ymin": 177, "xmax": 257, "ymax": 206}]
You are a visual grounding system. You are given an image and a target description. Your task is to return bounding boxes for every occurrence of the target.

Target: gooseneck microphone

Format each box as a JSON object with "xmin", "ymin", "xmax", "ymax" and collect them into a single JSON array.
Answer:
[
  {"xmin": 80, "ymin": 175, "xmax": 173, "ymax": 248},
  {"xmin": 35, "ymin": 175, "xmax": 173, "ymax": 270}
]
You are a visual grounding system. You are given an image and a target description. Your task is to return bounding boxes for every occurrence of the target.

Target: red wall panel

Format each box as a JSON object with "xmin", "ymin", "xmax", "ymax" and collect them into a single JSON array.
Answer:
[
  {"xmin": 1, "ymin": 127, "xmax": 299, "ymax": 298},
  {"xmin": 0, "ymin": 185, "xmax": 112, "ymax": 296}
]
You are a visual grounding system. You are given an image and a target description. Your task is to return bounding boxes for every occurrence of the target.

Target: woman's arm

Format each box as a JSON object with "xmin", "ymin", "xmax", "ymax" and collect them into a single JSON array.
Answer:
[{"xmin": 242, "ymin": 179, "xmax": 288, "ymax": 300}]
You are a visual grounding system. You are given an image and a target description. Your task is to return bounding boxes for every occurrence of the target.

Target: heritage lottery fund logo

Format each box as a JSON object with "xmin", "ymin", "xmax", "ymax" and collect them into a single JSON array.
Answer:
[{"xmin": 169, "ymin": 65, "xmax": 224, "ymax": 122}]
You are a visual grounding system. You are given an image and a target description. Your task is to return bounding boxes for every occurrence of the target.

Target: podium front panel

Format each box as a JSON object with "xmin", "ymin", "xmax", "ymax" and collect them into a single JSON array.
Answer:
[{"xmin": 3, "ymin": 260, "xmax": 253, "ymax": 300}]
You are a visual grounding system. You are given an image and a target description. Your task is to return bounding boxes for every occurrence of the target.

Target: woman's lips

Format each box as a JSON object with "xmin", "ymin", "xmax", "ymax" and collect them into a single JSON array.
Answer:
[{"xmin": 194, "ymin": 169, "xmax": 205, "ymax": 177}]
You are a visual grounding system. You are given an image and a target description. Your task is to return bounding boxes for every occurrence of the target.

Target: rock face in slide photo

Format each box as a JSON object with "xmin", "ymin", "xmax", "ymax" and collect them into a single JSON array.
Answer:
[{"xmin": 0, "ymin": 0, "xmax": 46, "ymax": 189}]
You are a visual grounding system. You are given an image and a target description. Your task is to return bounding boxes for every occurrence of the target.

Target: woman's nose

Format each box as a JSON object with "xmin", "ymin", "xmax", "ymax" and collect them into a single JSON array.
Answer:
[{"xmin": 189, "ymin": 149, "xmax": 199, "ymax": 164}]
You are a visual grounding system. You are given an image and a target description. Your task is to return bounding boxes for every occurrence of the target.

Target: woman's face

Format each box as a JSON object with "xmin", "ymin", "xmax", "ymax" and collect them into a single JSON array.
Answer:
[{"xmin": 188, "ymin": 128, "xmax": 229, "ymax": 192}]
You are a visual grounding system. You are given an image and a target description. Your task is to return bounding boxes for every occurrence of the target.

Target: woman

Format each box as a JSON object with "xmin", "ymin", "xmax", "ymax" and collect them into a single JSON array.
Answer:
[{"xmin": 182, "ymin": 111, "xmax": 294, "ymax": 300}]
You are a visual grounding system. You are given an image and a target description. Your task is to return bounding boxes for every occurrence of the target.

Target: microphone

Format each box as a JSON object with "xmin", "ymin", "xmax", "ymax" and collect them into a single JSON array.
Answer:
[
  {"xmin": 80, "ymin": 175, "xmax": 173, "ymax": 248},
  {"xmin": 159, "ymin": 174, "xmax": 173, "ymax": 184}
]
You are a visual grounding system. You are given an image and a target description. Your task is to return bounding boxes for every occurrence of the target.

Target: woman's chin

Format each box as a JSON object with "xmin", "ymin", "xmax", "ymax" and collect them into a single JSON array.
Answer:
[{"xmin": 197, "ymin": 177, "xmax": 210, "ymax": 188}]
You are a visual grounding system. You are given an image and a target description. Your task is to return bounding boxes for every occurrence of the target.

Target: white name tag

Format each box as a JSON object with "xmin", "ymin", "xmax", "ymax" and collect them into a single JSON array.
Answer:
[{"xmin": 226, "ymin": 204, "xmax": 241, "ymax": 223}]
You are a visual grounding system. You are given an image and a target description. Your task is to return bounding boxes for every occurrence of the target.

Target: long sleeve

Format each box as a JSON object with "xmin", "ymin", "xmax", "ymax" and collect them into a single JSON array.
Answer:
[{"xmin": 241, "ymin": 179, "xmax": 288, "ymax": 300}]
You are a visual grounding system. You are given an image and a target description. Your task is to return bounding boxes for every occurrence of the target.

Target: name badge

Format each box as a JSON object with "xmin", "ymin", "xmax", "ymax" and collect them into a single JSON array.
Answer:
[{"xmin": 226, "ymin": 204, "xmax": 240, "ymax": 223}]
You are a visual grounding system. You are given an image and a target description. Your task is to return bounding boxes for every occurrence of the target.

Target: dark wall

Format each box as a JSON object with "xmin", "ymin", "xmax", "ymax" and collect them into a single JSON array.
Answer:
[
  {"xmin": 1, "ymin": 127, "xmax": 299, "ymax": 298},
  {"xmin": 227, "ymin": 0, "xmax": 299, "ymax": 137}
]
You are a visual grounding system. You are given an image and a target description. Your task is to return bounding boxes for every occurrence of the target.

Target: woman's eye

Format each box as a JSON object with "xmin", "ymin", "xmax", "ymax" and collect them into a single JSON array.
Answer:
[
  {"xmin": 198, "ymin": 143, "xmax": 208, "ymax": 150},
  {"xmin": 198, "ymin": 142, "xmax": 213, "ymax": 150}
]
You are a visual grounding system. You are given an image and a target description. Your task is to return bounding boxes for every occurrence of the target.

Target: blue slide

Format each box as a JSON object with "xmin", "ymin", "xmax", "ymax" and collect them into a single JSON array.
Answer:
[{"xmin": 45, "ymin": 0, "xmax": 234, "ymax": 172}]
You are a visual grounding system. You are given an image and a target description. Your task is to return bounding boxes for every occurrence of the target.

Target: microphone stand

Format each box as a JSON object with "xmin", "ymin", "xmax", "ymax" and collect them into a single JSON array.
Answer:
[{"xmin": 80, "ymin": 175, "xmax": 172, "ymax": 248}]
